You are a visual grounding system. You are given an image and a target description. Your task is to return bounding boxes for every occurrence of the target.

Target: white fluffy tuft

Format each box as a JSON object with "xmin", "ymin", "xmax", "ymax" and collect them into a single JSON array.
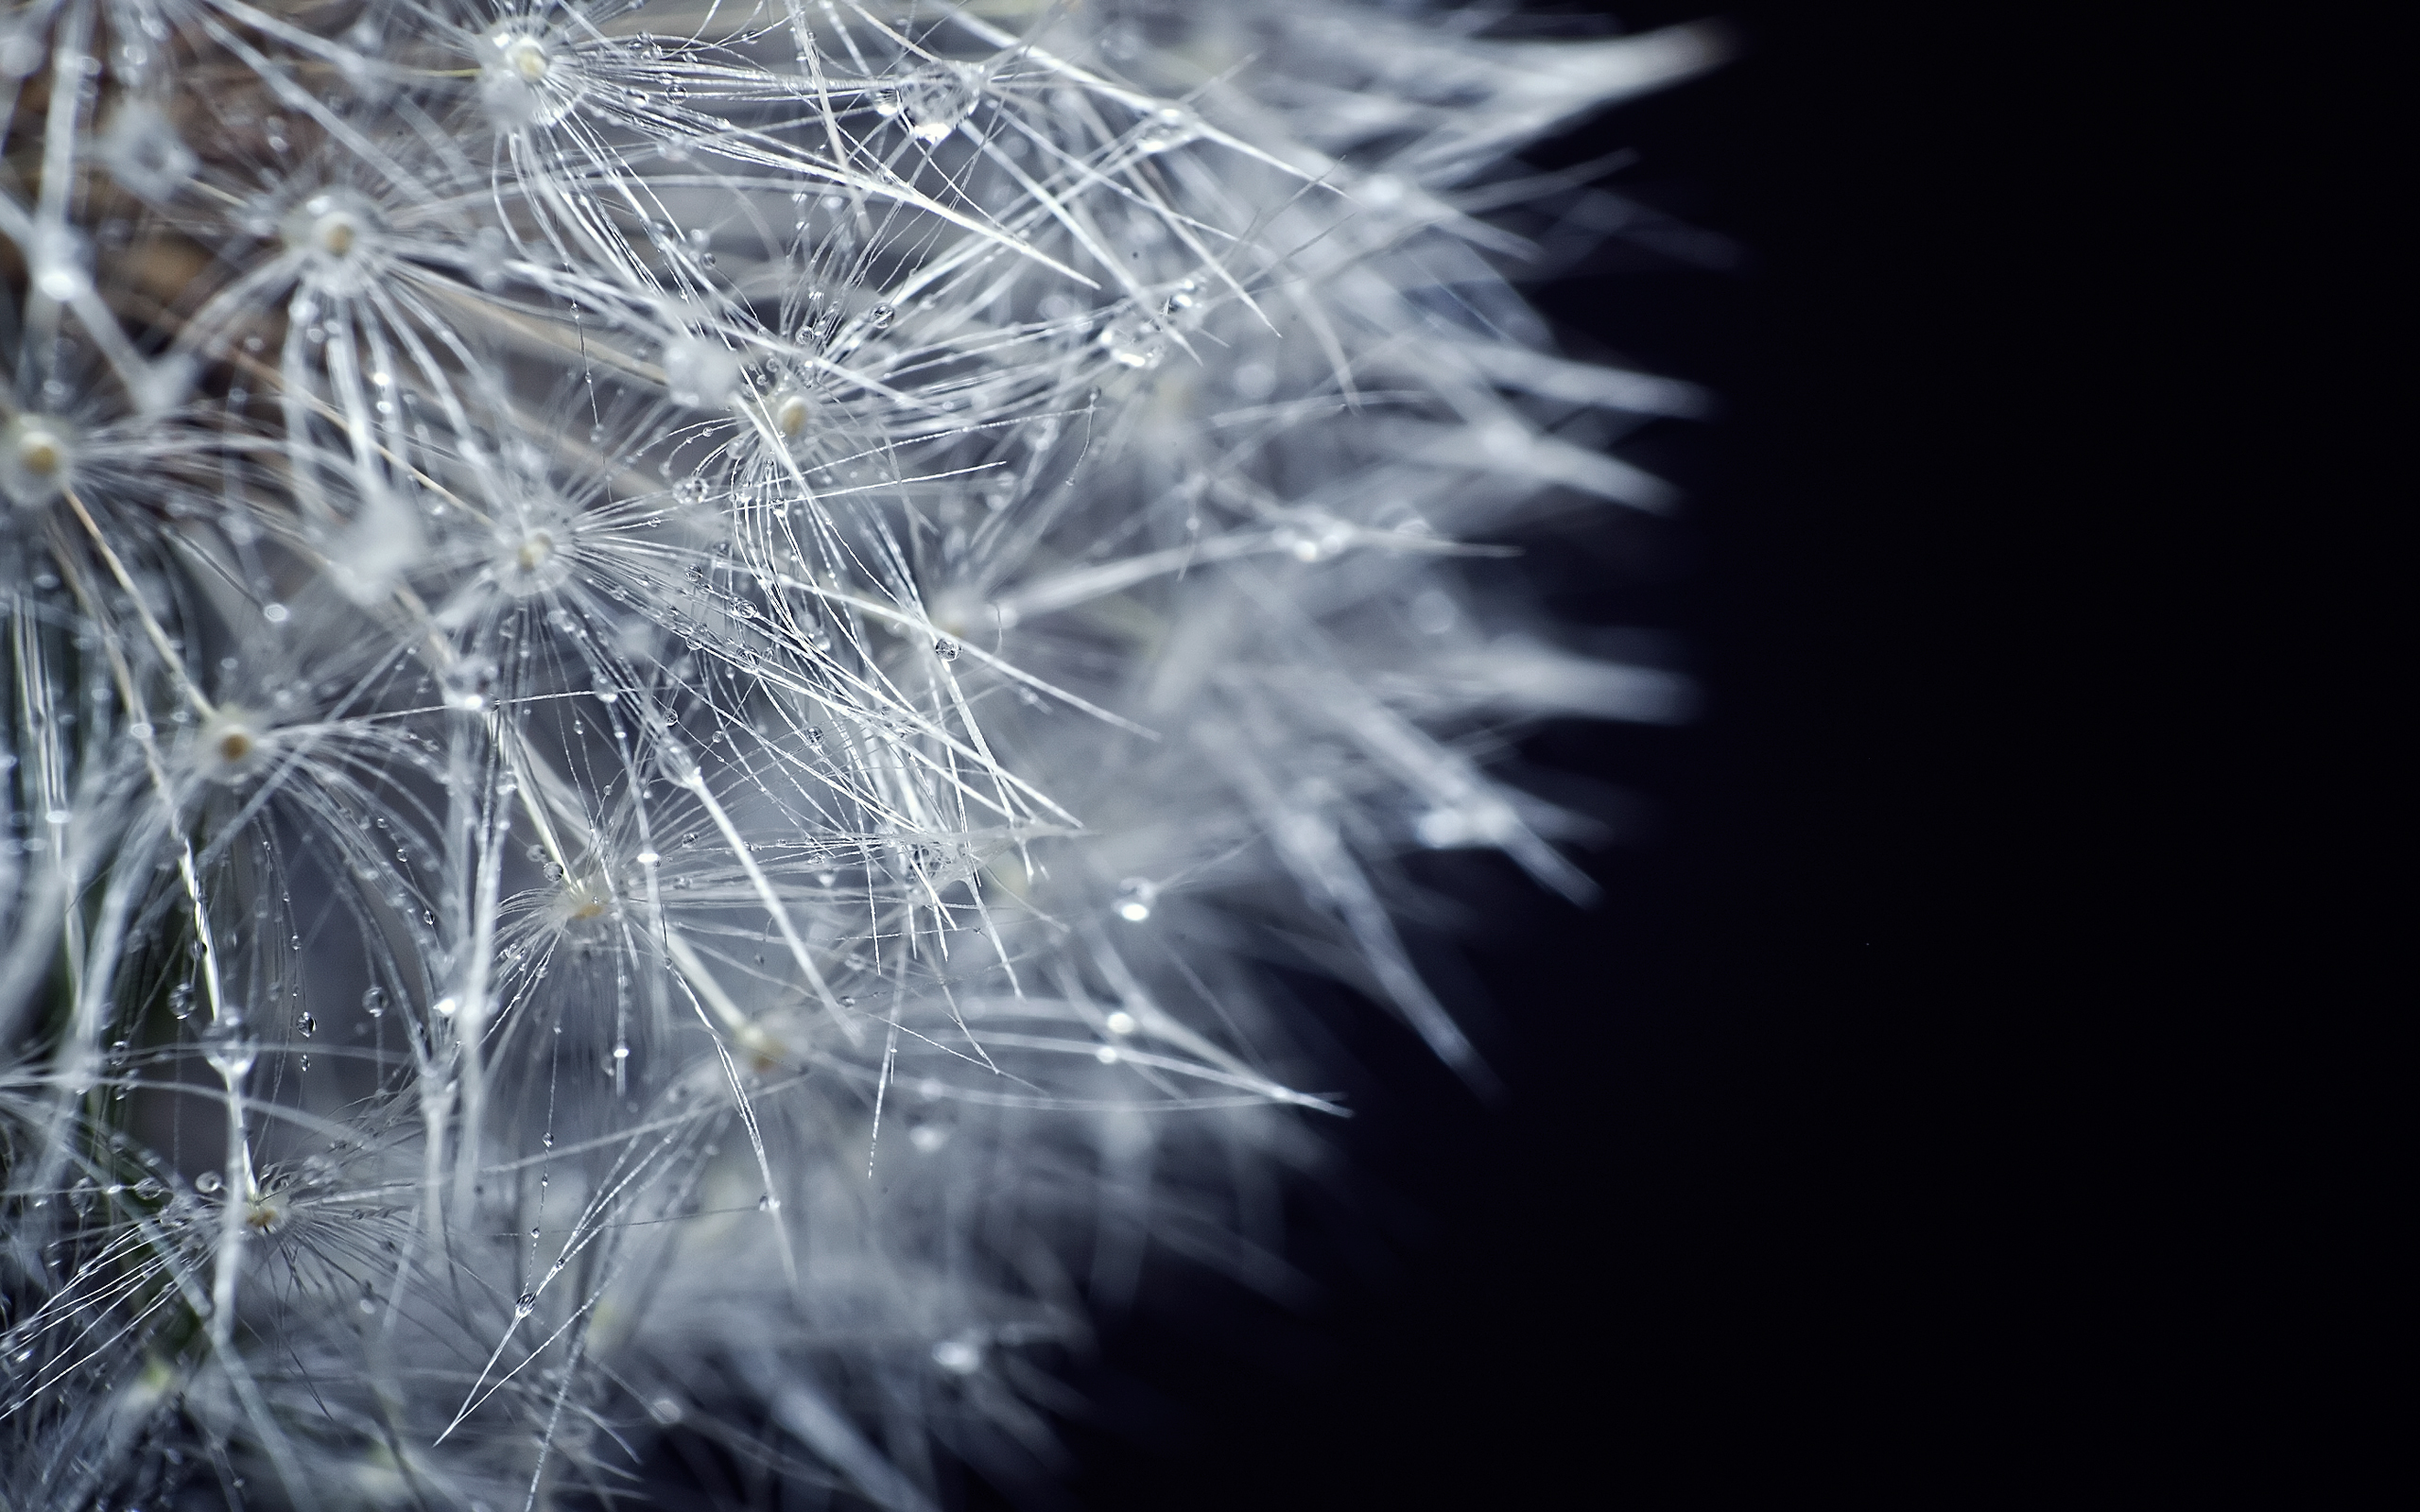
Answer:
[{"xmin": 0, "ymin": 2, "xmax": 1716, "ymax": 1504}]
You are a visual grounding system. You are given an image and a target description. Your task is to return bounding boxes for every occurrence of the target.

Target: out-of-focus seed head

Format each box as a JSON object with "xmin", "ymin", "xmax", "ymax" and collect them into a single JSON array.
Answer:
[
  {"xmin": 0, "ymin": 415, "xmax": 74, "ymax": 507},
  {"xmin": 98, "ymin": 100, "xmax": 196, "ymax": 203},
  {"xmin": 281, "ymin": 191, "xmax": 382, "ymax": 291},
  {"xmin": 493, "ymin": 517, "xmax": 573, "ymax": 597},
  {"xmin": 662, "ymin": 335, "xmax": 740, "ymax": 410},
  {"xmin": 195, "ymin": 707, "xmax": 275, "ymax": 783}
]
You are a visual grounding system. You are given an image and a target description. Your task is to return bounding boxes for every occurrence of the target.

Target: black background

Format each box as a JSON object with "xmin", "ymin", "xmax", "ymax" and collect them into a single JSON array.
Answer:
[
  {"xmin": 1009, "ymin": 5, "xmax": 2151, "ymax": 1507},
  {"xmin": 933, "ymin": 0, "xmax": 2395, "ymax": 1505}
]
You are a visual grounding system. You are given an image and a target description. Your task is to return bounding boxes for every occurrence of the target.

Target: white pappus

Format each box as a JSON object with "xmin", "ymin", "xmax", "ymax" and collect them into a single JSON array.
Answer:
[{"xmin": 0, "ymin": 0, "xmax": 1721, "ymax": 1506}]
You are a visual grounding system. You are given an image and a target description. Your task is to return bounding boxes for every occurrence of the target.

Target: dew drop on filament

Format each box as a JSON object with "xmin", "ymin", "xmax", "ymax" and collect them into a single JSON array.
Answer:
[{"xmin": 1113, "ymin": 878, "xmax": 1156, "ymax": 922}]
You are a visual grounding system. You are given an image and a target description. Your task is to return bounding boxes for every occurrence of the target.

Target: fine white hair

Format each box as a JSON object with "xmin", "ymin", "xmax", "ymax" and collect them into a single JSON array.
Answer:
[{"xmin": 0, "ymin": 2, "xmax": 1720, "ymax": 1504}]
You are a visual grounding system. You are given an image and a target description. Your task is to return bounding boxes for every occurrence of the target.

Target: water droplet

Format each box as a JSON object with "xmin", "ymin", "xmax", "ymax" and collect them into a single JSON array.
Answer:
[
  {"xmin": 1113, "ymin": 878, "xmax": 1156, "ymax": 922},
  {"xmin": 296, "ymin": 1011, "xmax": 315, "ymax": 1038},
  {"xmin": 362, "ymin": 986, "xmax": 385, "ymax": 1017},
  {"xmin": 1098, "ymin": 320, "xmax": 1162, "ymax": 369},
  {"xmin": 201, "ymin": 1017, "xmax": 256, "ymax": 1079},
  {"xmin": 196, "ymin": 1171, "xmax": 224, "ymax": 1194},
  {"xmin": 1105, "ymin": 1011, "xmax": 1138, "ymax": 1037},
  {"xmin": 932, "ymin": 1337, "xmax": 982, "ymax": 1374},
  {"xmin": 1134, "ymin": 104, "xmax": 1199, "ymax": 153},
  {"xmin": 515, "ymin": 1291, "xmax": 537, "ymax": 1315}
]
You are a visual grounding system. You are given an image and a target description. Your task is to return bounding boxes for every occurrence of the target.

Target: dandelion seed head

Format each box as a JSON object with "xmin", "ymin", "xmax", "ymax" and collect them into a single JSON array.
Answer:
[{"xmin": 1, "ymin": 1, "xmax": 1721, "ymax": 1502}]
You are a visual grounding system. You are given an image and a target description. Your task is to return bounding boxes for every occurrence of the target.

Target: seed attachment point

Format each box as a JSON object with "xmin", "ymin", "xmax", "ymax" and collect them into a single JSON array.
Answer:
[
  {"xmin": 481, "ymin": 27, "xmax": 579, "ymax": 129},
  {"xmin": 2, "ymin": 417, "xmax": 74, "ymax": 507},
  {"xmin": 284, "ymin": 192, "xmax": 382, "ymax": 291},
  {"xmin": 197, "ymin": 708, "xmax": 274, "ymax": 784}
]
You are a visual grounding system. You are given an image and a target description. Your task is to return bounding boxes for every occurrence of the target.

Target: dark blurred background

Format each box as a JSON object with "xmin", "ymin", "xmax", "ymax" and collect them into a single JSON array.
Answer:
[
  {"xmin": 967, "ymin": 1, "xmax": 2383, "ymax": 1503},
  {"xmin": 1004, "ymin": 4, "xmax": 2106, "ymax": 1505}
]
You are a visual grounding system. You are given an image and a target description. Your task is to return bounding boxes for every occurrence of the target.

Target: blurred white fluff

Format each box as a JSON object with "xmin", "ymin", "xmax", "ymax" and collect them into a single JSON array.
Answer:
[{"xmin": 0, "ymin": 1, "xmax": 1720, "ymax": 1505}]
